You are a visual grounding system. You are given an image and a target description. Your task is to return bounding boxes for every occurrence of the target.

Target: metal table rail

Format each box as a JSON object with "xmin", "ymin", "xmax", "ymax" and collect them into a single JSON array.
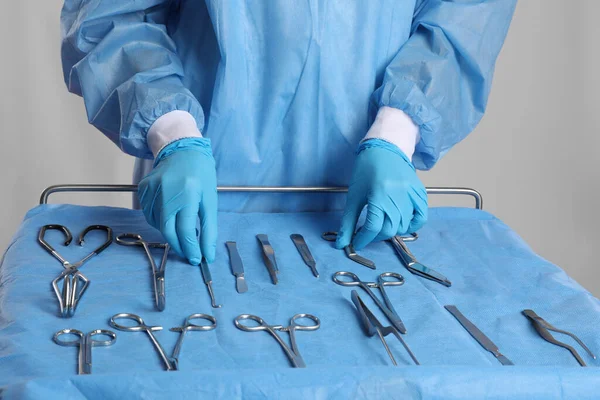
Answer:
[{"xmin": 40, "ymin": 184, "xmax": 483, "ymax": 210}]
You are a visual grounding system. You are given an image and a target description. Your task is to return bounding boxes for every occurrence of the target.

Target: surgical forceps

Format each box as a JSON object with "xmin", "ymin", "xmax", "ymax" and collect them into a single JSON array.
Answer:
[
  {"xmin": 322, "ymin": 232, "xmax": 375, "ymax": 269},
  {"xmin": 351, "ymin": 290, "xmax": 419, "ymax": 365},
  {"xmin": 53, "ymin": 328, "xmax": 117, "ymax": 374},
  {"xmin": 234, "ymin": 313, "xmax": 320, "ymax": 368},
  {"xmin": 38, "ymin": 224, "xmax": 113, "ymax": 317},
  {"xmin": 333, "ymin": 271, "xmax": 407, "ymax": 334},
  {"xmin": 523, "ymin": 309, "xmax": 596, "ymax": 366},
  {"xmin": 116, "ymin": 233, "xmax": 170, "ymax": 311},
  {"xmin": 169, "ymin": 314, "xmax": 217, "ymax": 369},
  {"xmin": 110, "ymin": 313, "xmax": 176, "ymax": 371}
]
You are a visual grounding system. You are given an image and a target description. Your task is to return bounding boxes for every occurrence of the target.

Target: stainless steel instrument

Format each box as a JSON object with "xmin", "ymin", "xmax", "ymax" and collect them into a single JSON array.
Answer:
[
  {"xmin": 389, "ymin": 235, "xmax": 451, "ymax": 287},
  {"xmin": 39, "ymin": 224, "xmax": 113, "ymax": 317},
  {"xmin": 225, "ymin": 241, "xmax": 248, "ymax": 293},
  {"xmin": 53, "ymin": 328, "xmax": 116, "ymax": 374},
  {"xmin": 169, "ymin": 314, "xmax": 217, "ymax": 369},
  {"xmin": 445, "ymin": 305, "xmax": 513, "ymax": 366},
  {"xmin": 116, "ymin": 233, "xmax": 170, "ymax": 311},
  {"xmin": 256, "ymin": 234, "xmax": 279, "ymax": 284},
  {"xmin": 234, "ymin": 313, "xmax": 320, "ymax": 368},
  {"xmin": 523, "ymin": 309, "xmax": 596, "ymax": 367},
  {"xmin": 290, "ymin": 234, "xmax": 319, "ymax": 277},
  {"xmin": 321, "ymin": 231, "xmax": 375, "ymax": 269},
  {"xmin": 333, "ymin": 271, "xmax": 407, "ymax": 334},
  {"xmin": 200, "ymin": 258, "xmax": 221, "ymax": 308},
  {"xmin": 351, "ymin": 290, "xmax": 419, "ymax": 365}
]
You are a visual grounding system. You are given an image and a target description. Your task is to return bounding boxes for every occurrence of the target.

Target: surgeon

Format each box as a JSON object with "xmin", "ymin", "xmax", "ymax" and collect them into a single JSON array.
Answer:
[{"xmin": 61, "ymin": 1, "xmax": 516, "ymax": 265}]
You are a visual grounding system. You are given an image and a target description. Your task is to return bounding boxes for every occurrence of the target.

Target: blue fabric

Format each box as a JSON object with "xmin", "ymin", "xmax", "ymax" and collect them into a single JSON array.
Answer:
[
  {"xmin": 336, "ymin": 139, "xmax": 428, "ymax": 250},
  {"xmin": 139, "ymin": 137, "xmax": 218, "ymax": 263},
  {"xmin": 1, "ymin": 205, "xmax": 599, "ymax": 399},
  {"xmin": 61, "ymin": 0, "xmax": 517, "ymax": 212}
]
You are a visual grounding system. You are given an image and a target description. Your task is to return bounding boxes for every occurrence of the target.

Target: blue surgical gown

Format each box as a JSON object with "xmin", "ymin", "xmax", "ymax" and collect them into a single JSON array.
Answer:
[{"xmin": 61, "ymin": 0, "xmax": 517, "ymax": 212}]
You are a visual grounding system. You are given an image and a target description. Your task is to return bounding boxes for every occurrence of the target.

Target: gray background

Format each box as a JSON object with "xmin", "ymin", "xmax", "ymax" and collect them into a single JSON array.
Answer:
[{"xmin": 1, "ymin": 2, "xmax": 598, "ymax": 295}]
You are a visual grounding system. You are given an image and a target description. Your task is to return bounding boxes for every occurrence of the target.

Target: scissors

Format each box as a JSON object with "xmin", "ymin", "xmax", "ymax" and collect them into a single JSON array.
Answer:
[
  {"xmin": 169, "ymin": 313, "xmax": 217, "ymax": 369},
  {"xmin": 321, "ymin": 232, "xmax": 376, "ymax": 269},
  {"xmin": 332, "ymin": 271, "xmax": 407, "ymax": 334},
  {"xmin": 116, "ymin": 233, "xmax": 170, "ymax": 311},
  {"xmin": 234, "ymin": 314, "xmax": 320, "ymax": 368},
  {"xmin": 388, "ymin": 235, "xmax": 451, "ymax": 287},
  {"xmin": 53, "ymin": 328, "xmax": 117, "ymax": 374},
  {"xmin": 110, "ymin": 313, "xmax": 176, "ymax": 371},
  {"xmin": 38, "ymin": 224, "xmax": 113, "ymax": 317}
]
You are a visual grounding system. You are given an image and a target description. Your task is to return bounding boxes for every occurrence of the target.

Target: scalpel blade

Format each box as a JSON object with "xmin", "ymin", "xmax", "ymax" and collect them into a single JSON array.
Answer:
[{"xmin": 445, "ymin": 305, "xmax": 513, "ymax": 366}]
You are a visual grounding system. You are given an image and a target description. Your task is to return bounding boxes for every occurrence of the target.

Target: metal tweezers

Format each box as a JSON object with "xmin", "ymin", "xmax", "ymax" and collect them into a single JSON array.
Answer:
[
  {"xmin": 389, "ymin": 235, "xmax": 451, "ymax": 287},
  {"xmin": 523, "ymin": 309, "xmax": 596, "ymax": 366},
  {"xmin": 351, "ymin": 290, "xmax": 419, "ymax": 365}
]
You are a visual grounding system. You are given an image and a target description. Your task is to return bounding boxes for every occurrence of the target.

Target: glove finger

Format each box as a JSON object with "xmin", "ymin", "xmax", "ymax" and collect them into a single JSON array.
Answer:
[
  {"xmin": 336, "ymin": 196, "xmax": 364, "ymax": 249},
  {"xmin": 198, "ymin": 187, "xmax": 218, "ymax": 263},
  {"xmin": 160, "ymin": 212, "xmax": 182, "ymax": 259},
  {"xmin": 353, "ymin": 203, "xmax": 385, "ymax": 250},
  {"xmin": 176, "ymin": 206, "xmax": 202, "ymax": 265},
  {"xmin": 407, "ymin": 194, "xmax": 428, "ymax": 234}
]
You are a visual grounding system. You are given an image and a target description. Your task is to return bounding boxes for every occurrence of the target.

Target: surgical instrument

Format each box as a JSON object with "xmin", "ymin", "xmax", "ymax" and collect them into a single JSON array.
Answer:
[
  {"xmin": 234, "ymin": 313, "xmax": 320, "ymax": 368},
  {"xmin": 332, "ymin": 271, "xmax": 407, "ymax": 334},
  {"xmin": 290, "ymin": 234, "xmax": 319, "ymax": 277},
  {"xmin": 39, "ymin": 224, "xmax": 113, "ymax": 317},
  {"xmin": 200, "ymin": 258, "xmax": 221, "ymax": 308},
  {"xmin": 53, "ymin": 328, "xmax": 116, "ymax": 374},
  {"xmin": 389, "ymin": 235, "xmax": 451, "ymax": 287},
  {"xmin": 110, "ymin": 313, "xmax": 176, "ymax": 371},
  {"xmin": 225, "ymin": 241, "xmax": 248, "ymax": 293},
  {"xmin": 169, "ymin": 314, "xmax": 217, "ymax": 369},
  {"xmin": 351, "ymin": 290, "xmax": 419, "ymax": 365},
  {"xmin": 523, "ymin": 309, "xmax": 596, "ymax": 367},
  {"xmin": 116, "ymin": 233, "xmax": 169, "ymax": 311},
  {"xmin": 445, "ymin": 305, "xmax": 514, "ymax": 366},
  {"xmin": 256, "ymin": 234, "xmax": 279, "ymax": 284},
  {"xmin": 321, "ymin": 232, "xmax": 375, "ymax": 269}
]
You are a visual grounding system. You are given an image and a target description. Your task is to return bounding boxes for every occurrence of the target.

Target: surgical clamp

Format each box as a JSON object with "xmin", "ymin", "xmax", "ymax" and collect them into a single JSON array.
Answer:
[
  {"xmin": 110, "ymin": 313, "xmax": 176, "ymax": 371},
  {"xmin": 234, "ymin": 313, "xmax": 320, "ymax": 368},
  {"xmin": 389, "ymin": 235, "xmax": 451, "ymax": 287},
  {"xmin": 200, "ymin": 258, "xmax": 221, "ymax": 308},
  {"xmin": 321, "ymin": 232, "xmax": 375, "ymax": 269},
  {"xmin": 290, "ymin": 234, "xmax": 319, "ymax": 277},
  {"xmin": 53, "ymin": 328, "xmax": 117, "ymax": 374},
  {"xmin": 332, "ymin": 271, "xmax": 407, "ymax": 334},
  {"xmin": 169, "ymin": 314, "xmax": 217, "ymax": 369},
  {"xmin": 256, "ymin": 234, "xmax": 279, "ymax": 284},
  {"xmin": 351, "ymin": 290, "xmax": 419, "ymax": 365},
  {"xmin": 39, "ymin": 224, "xmax": 113, "ymax": 317},
  {"xmin": 523, "ymin": 309, "xmax": 596, "ymax": 366},
  {"xmin": 116, "ymin": 233, "xmax": 169, "ymax": 311}
]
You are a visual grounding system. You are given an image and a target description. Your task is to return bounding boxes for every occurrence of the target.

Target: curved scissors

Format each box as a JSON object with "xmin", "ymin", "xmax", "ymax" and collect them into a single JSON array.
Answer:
[
  {"xmin": 333, "ymin": 271, "xmax": 407, "ymax": 334},
  {"xmin": 110, "ymin": 313, "xmax": 175, "ymax": 371},
  {"xmin": 39, "ymin": 224, "xmax": 113, "ymax": 317},
  {"xmin": 169, "ymin": 314, "xmax": 217, "ymax": 369},
  {"xmin": 235, "ymin": 314, "xmax": 320, "ymax": 368},
  {"xmin": 116, "ymin": 233, "xmax": 170, "ymax": 311},
  {"xmin": 53, "ymin": 328, "xmax": 117, "ymax": 374}
]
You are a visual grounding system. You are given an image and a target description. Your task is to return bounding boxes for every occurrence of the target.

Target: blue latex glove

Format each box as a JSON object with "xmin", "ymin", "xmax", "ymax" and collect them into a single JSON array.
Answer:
[
  {"xmin": 336, "ymin": 139, "xmax": 427, "ymax": 250},
  {"xmin": 138, "ymin": 138, "xmax": 218, "ymax": 265}
]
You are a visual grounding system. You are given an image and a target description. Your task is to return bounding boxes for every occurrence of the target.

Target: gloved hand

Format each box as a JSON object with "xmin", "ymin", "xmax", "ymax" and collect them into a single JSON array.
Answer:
[
  {"xmin": 336, "ymin": 139, "xmax": 427, "ymax": 250},
  {"xmin": 138, "ymin": 138, "xmax": 218, "ymax": 265}
]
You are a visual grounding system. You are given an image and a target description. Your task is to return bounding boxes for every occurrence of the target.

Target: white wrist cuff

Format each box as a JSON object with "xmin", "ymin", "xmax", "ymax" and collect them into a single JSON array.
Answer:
[
  {"xmin": 362, "ymin": 106, "xmax": 420, "ymax": 161},
  {"xmin": 147, "ymin": 110, "xmax": 203, "ymax": 157}
]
